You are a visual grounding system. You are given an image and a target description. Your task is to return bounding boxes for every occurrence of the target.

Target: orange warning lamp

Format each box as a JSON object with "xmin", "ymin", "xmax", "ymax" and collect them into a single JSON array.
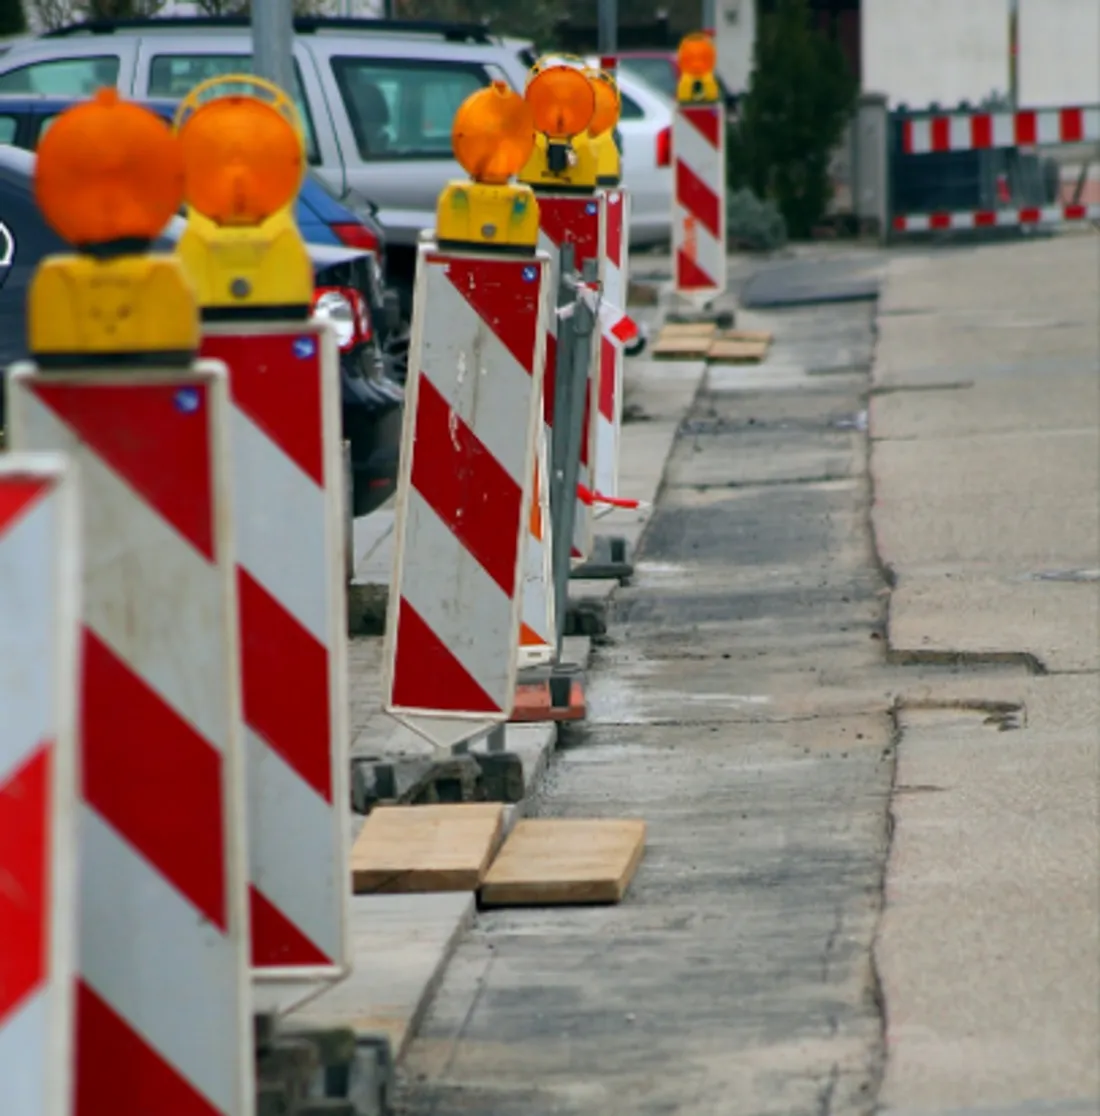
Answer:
[
  {"xmin": 36, "ymin": 87, "xmax": 184, "ymax": 246},
  {"xmin": 172, "ymin": 74, "xmax": 313, "ymax": 315},
  {"xmin": 586, "ymin": 69, "xmax": 621, "ymax": 139},
  {"xmin": 27, "ymin": 87, "xmax": 199, "ymax": 363},
  {"xmin": 676, "ymin": 32, "xmax": 720, "ymax": 103},
  {"xmin": 437, "ymin": 81, "xmax": 539, "ymax": 250},
  {"xmin": 519, "ymin": 59, "xmax": 600, "ymax": 189},
  {"xmin": 451, "ymin": 80, "xmax": 536, "ymax": 186}
]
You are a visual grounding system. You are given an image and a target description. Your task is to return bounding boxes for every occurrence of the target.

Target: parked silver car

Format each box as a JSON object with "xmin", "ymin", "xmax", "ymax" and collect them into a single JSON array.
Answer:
[{"xmin": 0, "ymin": 15, "xmax": 538, "ymax": 306}]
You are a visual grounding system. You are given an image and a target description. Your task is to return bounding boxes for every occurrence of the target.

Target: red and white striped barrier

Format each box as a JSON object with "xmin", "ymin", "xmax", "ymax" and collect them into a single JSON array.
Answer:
[
  {"xmin": 0, "ymin": 455, "xmax": 80, "ymax": 1116},
  {"xmin": 673, "ymin": 102, "xmax": 727, "ymax": 298},
  {"xmin": 902, "ymin": 105, "xmax": 1100, "ymax": 155},
  {"xmin": 200, "ymin": 322, "xmax": 349, "ymax": 981},
  {"xmin": 594, "ymin": 188, "xmax": 636, "ymax": 506},
  {"xmin": 7, "ymin": 363, "xmax": 253, "ymax": 1116},
  {"xmin": 537, "ymin": 192, "xmax": 606, "ymax": 561},
  {"xmin": 519, "ymin": 429, "xmax": 556, "ymax": 669},
  {"xmin": 383, "ymin": 247, "xmax": 550, "ymax": 750},
  {"xmin": 893, "ymin": 202, "xmax": 1100, "ymax": 232}
]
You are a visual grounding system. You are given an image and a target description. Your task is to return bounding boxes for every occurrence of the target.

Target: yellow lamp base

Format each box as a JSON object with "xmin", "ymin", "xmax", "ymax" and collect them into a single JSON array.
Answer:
[
  {"xmin": 28, "ymin": 252, "xmax": 199, "ymax": 363},
  {"xmin": 676, "ymin": 73, "xmax": 721, "ymax": 104},
  {"xmin": 175, "ymin": 207, "xmax": 314, "ymax": 315},
  {"xmin": 518, "ymin": 133, "xmax": 599, "ymax": 192},
  {"xmin": 435, "ymin": 180, "xmax": 539, "ymax": 251},
  {"xmin": 591, "ymin": 131, "xmax": 622, "ymax": 187}
]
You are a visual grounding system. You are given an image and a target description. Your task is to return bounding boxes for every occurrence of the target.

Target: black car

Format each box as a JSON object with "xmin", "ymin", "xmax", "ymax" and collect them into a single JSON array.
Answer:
[{"xmin": 0, "ymin": 146, "xmax": 401, "ymax": 516}]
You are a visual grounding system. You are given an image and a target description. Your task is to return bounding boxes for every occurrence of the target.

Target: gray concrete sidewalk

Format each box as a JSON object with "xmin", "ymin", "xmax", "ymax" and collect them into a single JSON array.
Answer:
[
  {"xmin": 277, "ymin": 282, "xmax": 708, "ymax": 1069},
  {"xmin": 869, "ymin": 230, "xmax": 1100, "ymax": 1114}
]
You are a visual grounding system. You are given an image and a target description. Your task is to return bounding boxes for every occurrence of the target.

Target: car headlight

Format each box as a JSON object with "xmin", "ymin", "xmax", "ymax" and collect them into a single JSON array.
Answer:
[{"xmin": 312, "ymin": 286, "xmax": 372, "ymax": 352}]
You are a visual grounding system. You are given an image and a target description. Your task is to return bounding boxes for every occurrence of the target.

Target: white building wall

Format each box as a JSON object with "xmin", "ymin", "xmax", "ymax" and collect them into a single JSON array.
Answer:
[
  {"xmin": 862, "ymin": 0, "xmax": 1011, "ymax": 108},
  {"xmin": 1018, "ymin": 0, "xmax": 1100, "ymax": 107}
]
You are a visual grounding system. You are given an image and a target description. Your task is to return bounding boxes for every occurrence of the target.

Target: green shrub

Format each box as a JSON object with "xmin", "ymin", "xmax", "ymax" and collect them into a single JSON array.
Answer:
[{"xmin": 727, "ymin": 0, "xmax": 856, "ymax": 239}]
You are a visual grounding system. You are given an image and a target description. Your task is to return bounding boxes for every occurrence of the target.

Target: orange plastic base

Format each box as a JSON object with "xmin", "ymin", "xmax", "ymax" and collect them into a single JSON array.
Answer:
[{"xmin": 509, "ymin": 678, "xmax": 587, "ymax": 723}]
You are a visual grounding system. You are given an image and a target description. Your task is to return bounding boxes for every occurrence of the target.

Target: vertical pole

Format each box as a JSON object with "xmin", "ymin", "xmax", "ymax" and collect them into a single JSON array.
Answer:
[
  {"xmin": 598, "ymin": 0, "xmax": 618, "ymax": 64},
  {"xmin": 251, "ymin": 0, "xmax": 295, "ymax": 97},
  {"xmin": 702, "ymin": 0, "xmax": 717, "ymax": 35},
  {"xmin": 1008, "ymin": 0, "xmax": 1019, "ymax": 109}
]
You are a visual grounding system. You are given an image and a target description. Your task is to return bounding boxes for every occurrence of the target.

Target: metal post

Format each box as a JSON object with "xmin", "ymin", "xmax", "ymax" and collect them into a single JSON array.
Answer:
[
  {"xmin": 598, "ymin": 0, "xmax": 618, "ymax": 58},
  {"xmin": 549, "ymin": 247, "xmax": 596, "ymax": 657},
  {"xmin": 1008, "ymin": 0, "xmax": 1019, "ymax": 110},
  {"xmin": 251, "ymin": 0, "xmax": 295, "ymax": 98},
  {"xmin": 702, "ymin": 0, "xmax": 717, "ymax": 34}
]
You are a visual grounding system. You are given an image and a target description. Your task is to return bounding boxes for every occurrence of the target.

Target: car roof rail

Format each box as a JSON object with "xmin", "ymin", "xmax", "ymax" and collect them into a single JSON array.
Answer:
[{"xmin": 41, "ymin": 15, "xmax": 497, "ymax": 44}]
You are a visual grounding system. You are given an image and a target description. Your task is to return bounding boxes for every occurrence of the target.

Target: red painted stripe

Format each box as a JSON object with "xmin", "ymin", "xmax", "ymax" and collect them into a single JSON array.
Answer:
[
  {"xmin": 250, "ymin": 886, "xmax": 331, "ymax": 968},
  {"xmin": 0, "ymin": 477, "xmax": 49, "ymax": 536},
  {"xmin": 971, "ymin": 113, "xmax": 992, "ymax": 149},
  {"xmin": 930, "ymin": 116, "xmax": 950, "ymax": 152},
  {"xmin": 537, "ymin": 197, "xmax": 602, "ymax": 268},
  {"xmin": 599, "ymin": 335, "xmax": 616, "ymax": 421},
  {"xmin": 1018, "ymin": 206, "xmax": 1041, "ymax": 224},
  {"xmin": 892, "ymin": 215, "xmax": 907, "ymax": 231},
  {"xmin": 82, "ymin": 630, "xmax": 227, "ymax": 931},
  {"xmin": 543, "ymin": 331, "xmax": 558, "ymax": 428},
  {"xmin": 438, "ymin": 256, "xmax": 542, "ymax": 377},
  {"xmin": 929, "ymin": 212, "xmax": 952, "ymax": 230},
  {"xmin": 411, "ymin": 373, "xmax": 522, "ymax": 597},
  {"xmin": 391, "ymin": 597, "xmax": 500, "ymax": 713},
  {"xmin": 599, "ymin": 55, "xmax": 616, "ymax": 72},
  {"xmin": 1061, "ymin": 107, "xmax": 1083, "ymax": 143},
  {"xmin": 901, "ymin": 119, "xmax": 914, "ymax": 154},
  {"xmin": 682, "ymin": 104, "xmax": 721, "ymax": 147},
  {"xmin": 605, "ymin": 196, "xmax": 624, "ymax": 267},
  {"xmin": 31, "ymin": 380, "xmax": 216, "ymax": 562},
  {"xmin": 0, "ymin": 743, "xmax": 49, "ymax": 1023},
  {"xmin": 201, "ymin": 330, "xmax": 324, "ymax": 487},
  {"xmin": 238, "ymin": 569, "xmax": 332, "ymax": 803},
  {"xmin": 76, "ymin": 981, "xmax": 221, "ymax": 1116},
  {"xmin": 675, "ymin": 248, "xmax": 717, "ymax": 291},
  {"xmin": 676, "ymin": 159, "xmax": 721, "ymax": 239},
  {"xmin": 1015, "ymin": 109, "xmax": 1037, "ymax": 145},
  {"xmin": 1064, "ymin": 203, "xmax": 1087, "ymax": 220},
  {"xmin": 974, "ymin": 210, "xmax": 997, "ymax": 227}
]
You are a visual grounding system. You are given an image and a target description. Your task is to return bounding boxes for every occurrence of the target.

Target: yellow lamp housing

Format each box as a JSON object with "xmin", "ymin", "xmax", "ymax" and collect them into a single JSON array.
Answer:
[
  {"xmin": 172, "ymin": 74, "xmax": 313, "ymax": 316},
  {"xmin": 28, "ymin": 252, "xmax": 199, "ymax": 366},
  {"xmin": 591, "ymin": 129, "xmax": 622, "ymax": 185},
  {"xmin": 175, "ymin": 205, "xmax": 314, "ymax": 316},
  {"xmin": 677, "ymin": 71, "xmax": 721, "ymax": 104},
  {"xmin": 518, "ymin": 132, "xmax": 599, "ymax": 192},
  {"xmin": 676, "ymin": 31, "xmax": 721, "ymax": 104},
  {"xmin": 436, "ymin": 180, "xmax": 539, "ymax": 251}
]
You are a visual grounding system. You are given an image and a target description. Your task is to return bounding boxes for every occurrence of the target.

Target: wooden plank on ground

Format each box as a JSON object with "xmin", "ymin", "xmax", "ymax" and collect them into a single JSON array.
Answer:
[
  {"xmin": 351, "ymin": 803, "xmax": 505, "ymax": 894},
  {"xmin": 707, "ymin": 338, "xmax": 770, "ymax": 363},
  {"xmin": 479, "ymin": 818, "xmax": 646, "ymax": 906},
  {"xmin": 718, "ymin": 329, "xmax": 773, "ymax": 344},
  {"xmin": 652, "ymin": 334, "xmax": 713, "ymax": 359}
]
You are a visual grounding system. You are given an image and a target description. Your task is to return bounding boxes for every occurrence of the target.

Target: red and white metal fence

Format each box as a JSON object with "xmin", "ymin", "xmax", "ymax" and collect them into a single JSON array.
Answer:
[
  {"xmin": 902, "ymin": 105, "xmax": 1100, "ymax": 155},
  {"xmin": 0, "ymin": 455, "xmax": 80, "ymax": 1116}
]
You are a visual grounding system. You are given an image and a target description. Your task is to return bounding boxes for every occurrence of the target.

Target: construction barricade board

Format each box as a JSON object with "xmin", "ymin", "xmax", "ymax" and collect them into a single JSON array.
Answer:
[
  {"xmin": 536, "ymin": 191, "xmax": 606, "ymax": 560},
  {"xmin": 200, "ymin": 320, "xmax": 350, "ymax": 982},
  {"xmin": 594, "ymin": 187, "xmax": 635, "ymax": 506},
  {"xmin": 519, "ymin": 426, "xmax": 556, "ymax": 668},
  {"xmin": 383, "ymin": 245, "xmax": 550, "ymax": 750},
  {"xmin": 6, "ymin": 362, "xmax": 254, "ymax": 1116},
  {"xmin": 0, "ymin": 454, "xmax": 80, "ymax": 1116},
  {"xmin": 672, "ymin": 102, "xmax": 727, "ymax": 298}
]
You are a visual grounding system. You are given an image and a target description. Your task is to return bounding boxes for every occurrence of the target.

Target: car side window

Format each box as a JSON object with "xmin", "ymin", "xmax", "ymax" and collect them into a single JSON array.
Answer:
[
  {"xmin": 330, "ymin": 58, "xmax": 489, "ymax": 161},
  {"xmin": 0, "ymin": 115, "xmax": 17, "ymax": 144},
  {"xmin": 0, "ymin": 55, "xmax": 121, "ymax": 96},
  {"xmin": 619, "ymin": 93, "xmax": 645, "ymax": 121},
  {"xmin": 146, "ymin": 54, "xmax": 321, "ymax": 165}
]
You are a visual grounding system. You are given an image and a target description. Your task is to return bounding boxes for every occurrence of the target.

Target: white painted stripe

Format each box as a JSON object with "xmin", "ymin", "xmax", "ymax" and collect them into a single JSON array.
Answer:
[
  {"xmin": 16, "ymin": 390, "xmax": 235, "ymax": 754},
  {"xmin": 0, "ymin": 988, "xmax": 47, "ymax": 1116},
  {"xmin": 991, "ymin": 113, "xmax": 1014, "ymax": 147},
  {"xmin": 80, "ymin": 808, "xmax": 247, "ymax": 1115},
  {"xmin": 246, "ymin": 727, "xmax": 340, "ymax": 960},
  {"xmin": 1084, "ymin": 107, "xmax": 1100, "ymax": 142},
  {"xmin": 418, "ymin": 260, "xmax": 536, "ymax": 488},
  {"xmin": 909, "ymin": 118, "xmax": 930, "ymax": 153},
  {"xmin": 396, "ymin": 489, "xmax": 516, "ymax": 710},
  {"xmin": 948, "ymin": 114, "xmax": 969, "ymax": 150},
  {"xmin": 521, "ymin": 429, "xmax": 555, "ymax": 650},
  {"xmin": 230, "ymin": 406, "xmax": 328, "ymax": 646},
  {"xmin": 1035, "ymin": 110, "xmax": 1059, "ymax": 145},
  {"xmin": 538, "ymin": 228, "xmax": 563, "ymax": 343},
  {"xmin": 0, "ymin": 493, "xmax": 56, "ymax": 784}
]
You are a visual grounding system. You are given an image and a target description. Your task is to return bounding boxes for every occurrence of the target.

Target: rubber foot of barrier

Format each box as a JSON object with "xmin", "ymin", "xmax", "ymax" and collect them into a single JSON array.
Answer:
[
  {"xmin": 571, "ymin": 535, "xmax": 633, "ymax": 583},
  {"xmin": 511, "ymin": 664, "xmax": 587, "ymax": 723}
]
